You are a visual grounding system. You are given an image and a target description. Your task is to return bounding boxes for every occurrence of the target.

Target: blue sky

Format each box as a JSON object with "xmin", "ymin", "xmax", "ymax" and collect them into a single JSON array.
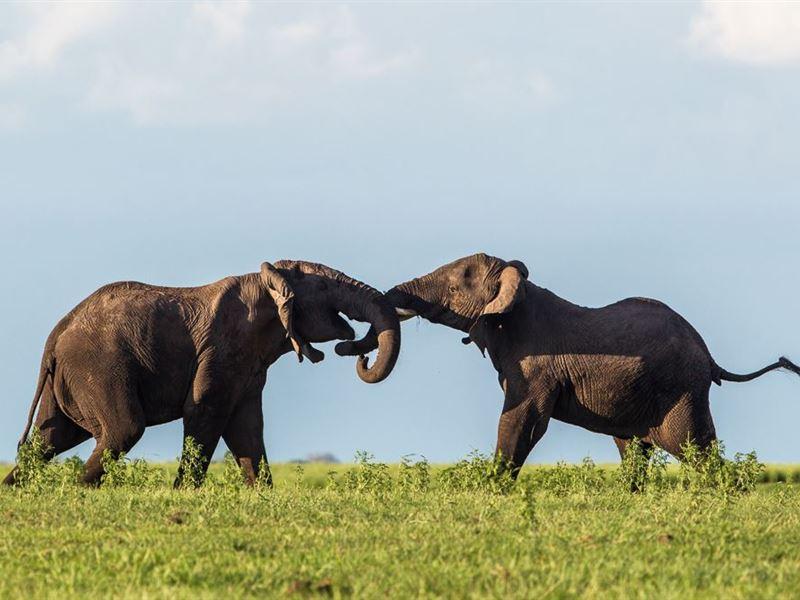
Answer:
[{"xmin": 1, "ymin": 2, "xmax": 799, "ymax": 464}]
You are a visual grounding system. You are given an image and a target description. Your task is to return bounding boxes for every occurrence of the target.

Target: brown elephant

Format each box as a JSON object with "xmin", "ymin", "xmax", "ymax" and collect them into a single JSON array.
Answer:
[
  {"xmin": 338, "ymin": 253, "xmax": 798, "ymax": 476},
  {"xmin": 5, "ymin": 260, "xmax": 400, "ymax": 487}
]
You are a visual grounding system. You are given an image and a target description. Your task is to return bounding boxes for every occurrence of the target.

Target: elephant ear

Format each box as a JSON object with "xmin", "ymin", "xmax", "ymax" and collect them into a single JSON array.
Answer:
[
  {"xmin": 506, "ymin": 260, "xmax": 529, "ymax": 279},
  {"xmin": 260, "ymin": 262, "xmax": 305, "ymax": 362},
  {"xmin": 463, "ymin": 262, "xmax": 528, "ymax": 356}
]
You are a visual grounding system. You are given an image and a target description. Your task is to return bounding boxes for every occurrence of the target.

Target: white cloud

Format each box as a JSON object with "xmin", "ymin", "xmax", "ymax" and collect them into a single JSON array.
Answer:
[
  {"xmin": 688, "ymin": 1, "xmax": 800, "ymax": 66},
  {"xmin": 86, "ymin": 63, "xmax": 183, "ymax": 126},
  {"xmin": 271, "ymin": 21, "xmax": 322, "ymax": 47},
  {"xmin": 268, "ymin": 7, "xmax": 418, "ymax": 80},
  {"xmin": 192, "ymin": 1, "xmax": 251, "ymax": 46},
  {"xmin": 462, "ymin": 58, "xmax": 558, "ymax": 113},
  {"xmin": 324, "ymin": 6, "xmax": 419, "ymax": 79},
  {"xmin": 0, "ymin": 2, "xmax": 418, "ymax": 126},
  {"xmin": 0, "ymin": 2, "xmax": 117, "ymax": 80},
  {"xmin": 330, "ymin": 42, "xmax": 418, "ymax": 79}
]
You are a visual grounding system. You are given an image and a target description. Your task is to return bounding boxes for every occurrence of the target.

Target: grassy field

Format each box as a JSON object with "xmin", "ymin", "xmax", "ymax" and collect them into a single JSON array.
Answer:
[{"xmin": 1, "ymin": 447, "xmax": 799, "ymax": 599}]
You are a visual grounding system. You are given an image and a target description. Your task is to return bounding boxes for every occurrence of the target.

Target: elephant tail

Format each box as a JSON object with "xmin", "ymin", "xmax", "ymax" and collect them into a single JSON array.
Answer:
[
  {"xmin": 713, "ymin": 356, "xmax": 800, "ymax": 385},
  {"xmin": 17, "ymin": 316, "xmax": 70, "ymax": 450},
  {"xmin": 17, "ymin": 354, "xmax": 53, "ymax": 450}
]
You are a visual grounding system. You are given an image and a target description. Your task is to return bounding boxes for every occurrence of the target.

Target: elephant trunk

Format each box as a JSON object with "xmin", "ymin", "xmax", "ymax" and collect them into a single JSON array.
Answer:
[
  {"xmin": 335, "ymin": 281, "xmax": 426, "ymax": 360},
  {"xmin": 356, "ymin": 324, "xmax": 400, "ymax": 384},
  {"xmin": 332, "ymin": 280, "xmax": 401, "ymax": 384}
]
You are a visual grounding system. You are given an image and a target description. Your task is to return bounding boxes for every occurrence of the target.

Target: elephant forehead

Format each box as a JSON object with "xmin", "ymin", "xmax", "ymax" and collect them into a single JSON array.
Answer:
[
  {"xmin": 274, "ymin": 260, "xmax": 349, "ymax": 284},
  {"xmin": 456, "ymin": 253, "xmax": 504, "ymax": 273},
  {"xmin": 292, "ymin": 275, "xmax": 330, "ymax": 294}
]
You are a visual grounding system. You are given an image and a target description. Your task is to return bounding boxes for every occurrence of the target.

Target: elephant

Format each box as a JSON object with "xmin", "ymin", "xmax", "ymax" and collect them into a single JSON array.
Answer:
[
  {"xmin": 337, "ymin": 253, "xmax": 799, "ymax": 477},
  {"xmin": 4, "ymin": 260, "xmax": 400, "ymax": 487}
]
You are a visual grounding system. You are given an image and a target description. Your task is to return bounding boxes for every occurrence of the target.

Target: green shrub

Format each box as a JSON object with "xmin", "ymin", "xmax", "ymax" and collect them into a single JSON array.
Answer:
[
  {"xmin": 175, "ymin": 436, "xmax": 207, "ymax": 489},
  {"xmin": 256, "ymin": 457, "xmax": 273, "ymax": 489},
  {"xmin": 100, "ymin": 450, "xmax": 164, "ymax": 488},
  {"xmin": 215, "ymin": 451, "xmax": 246, "ymax": 489},
  {"xmin": 341, "ymin": 451, "xmax": 392, "ymax": 493},
  {"xmin": 679, "ymin": 440, "xmax": 763, "ymax": 495},
  {"xmin": 616, "ymin": 439, "xmax": 670, "ymax": 493},
  {"xmin": 0, "ymin": 450, "xmax": 798, "ymax": 598},
  {"xmin": 14, "ymin": 427, "xmax": 52, "ymax": 488},
  {"xmin": 439, "ymin": 450, "xmax": 515, "ymax": 495},
  {"xmin": 398, "ymin": 454, "xmax": 430, "ymax": 493},
  {"xmin": 528, "ymin": 457, "xmax": 608, "ymax": 496}
]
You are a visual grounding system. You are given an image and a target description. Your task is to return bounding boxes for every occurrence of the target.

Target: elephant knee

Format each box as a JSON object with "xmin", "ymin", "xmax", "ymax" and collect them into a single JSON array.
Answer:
[{"xmin": 107, "ymin": 421, "xmax": 145, "ymax": 451}]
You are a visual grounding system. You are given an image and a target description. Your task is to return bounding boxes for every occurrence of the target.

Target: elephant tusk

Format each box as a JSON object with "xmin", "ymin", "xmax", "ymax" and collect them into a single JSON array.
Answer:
[{"xmin": 395, "ymin": 308, "xmax": 417, "ymax": 321}]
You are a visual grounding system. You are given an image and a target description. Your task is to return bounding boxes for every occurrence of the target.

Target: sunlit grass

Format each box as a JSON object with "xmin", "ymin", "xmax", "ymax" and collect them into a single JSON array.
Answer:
[{"xmin": 0, "ymin": 438, "xmax": 798, "ymax": 598}]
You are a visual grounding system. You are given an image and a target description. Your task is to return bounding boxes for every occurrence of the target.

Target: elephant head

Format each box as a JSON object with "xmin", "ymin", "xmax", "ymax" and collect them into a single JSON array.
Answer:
[
  {"xmin": 262, "ymin": 260, "xmax": 401, "ymax": 384},
  {"xmin": 336, "ymin": 253, "xmax": 528, "ymax": 358}
]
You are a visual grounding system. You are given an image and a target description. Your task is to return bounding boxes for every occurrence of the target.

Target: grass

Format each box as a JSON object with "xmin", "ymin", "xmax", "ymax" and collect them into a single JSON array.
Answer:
[{"xmin": 0, "ymin": 441, "xmax": 799, "ymax": 598}]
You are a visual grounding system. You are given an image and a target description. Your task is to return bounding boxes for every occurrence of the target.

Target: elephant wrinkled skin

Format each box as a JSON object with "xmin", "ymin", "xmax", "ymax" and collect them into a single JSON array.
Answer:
[
  {"xmin": 4, "ymin": 260, "xmax": 400, "ymax": 487},
  {"xmin": 341, "ymin": 253, "xmax": 799, "ymax": 477}
]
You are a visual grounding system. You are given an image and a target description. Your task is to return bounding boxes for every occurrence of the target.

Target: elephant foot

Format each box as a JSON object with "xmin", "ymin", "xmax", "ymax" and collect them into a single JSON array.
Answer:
[{"xmin": 2, "ymin": 467, "xmax": 18, "ymax": 486}]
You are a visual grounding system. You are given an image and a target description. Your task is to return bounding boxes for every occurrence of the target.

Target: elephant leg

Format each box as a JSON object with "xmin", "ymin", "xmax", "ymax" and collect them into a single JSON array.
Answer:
[
  {"xmin": 80, "ymin": 404, "xmax": 146, "ymax": 486},
  {"xmin": 613, "ymin": 436, "xmax": 656, "ymax": 492},
  {"xmin": 174, "ymin": 401, "xmax": 230, "ymax": 488},
  {"xmin": 76, "ymin": 375, "xmax": 146, "ymax": 486},
  {"xmin": 222, "ymin": 397, "xmax": 271, "ymax": 487},
  {"xmin": 2, "ymin": 469, "xmax": 17, "ymax": 487},
  {"xmin": 3, "ymin": 380, "xmax": 92, "ymax": 486},
  {"xmin": 495, "ymin": 385, "xmax": 557, "ymax": 479},
  {"xmin": 613, "ymin": 437, "xmax": 655, "ymax": 460},
  {"xmin": 651, "ymin": 388, "xmax": 717, "ymax": 459}
]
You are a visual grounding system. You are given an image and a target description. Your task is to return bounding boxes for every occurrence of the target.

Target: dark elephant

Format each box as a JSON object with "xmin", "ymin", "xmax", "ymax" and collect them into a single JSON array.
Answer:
[
  {"xmin": 5, "ymin": 260, "xmax": 400, "ymax": 487},
  {"xmin": 338, "ymin": 253, "xmax": 798, "ymax": 476}
]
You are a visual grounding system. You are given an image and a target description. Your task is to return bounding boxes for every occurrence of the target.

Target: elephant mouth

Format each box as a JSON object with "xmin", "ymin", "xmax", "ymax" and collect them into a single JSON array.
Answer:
[
  {"xmin": 394, "ymin": 303, "xmax": 450, "ymax": 325},
  {"xmin": 385, "ymin": 286, "xmax": 451, "ymax": 326},
  {"xmin": 395, "ymin": 308, "xmax": 417, "ymax": 321}
]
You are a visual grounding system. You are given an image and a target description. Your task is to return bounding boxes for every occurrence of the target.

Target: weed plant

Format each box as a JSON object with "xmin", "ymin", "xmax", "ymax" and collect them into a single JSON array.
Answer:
[{"xmin": 1, "ymin": 435, "xmax": 797, "ymax": 598}]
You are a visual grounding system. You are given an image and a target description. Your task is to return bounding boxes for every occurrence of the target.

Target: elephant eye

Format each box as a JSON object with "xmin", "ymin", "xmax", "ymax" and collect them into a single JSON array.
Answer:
[{"xmin": 448, "ymin": 284, "xmax": 458, "ymax": 294}]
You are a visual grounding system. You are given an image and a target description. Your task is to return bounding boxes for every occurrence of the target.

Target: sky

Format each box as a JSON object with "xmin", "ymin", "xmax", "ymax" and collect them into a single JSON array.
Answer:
[{"xmin": 1, "ymin": 1, "xmax": 799, "ymax": 465}]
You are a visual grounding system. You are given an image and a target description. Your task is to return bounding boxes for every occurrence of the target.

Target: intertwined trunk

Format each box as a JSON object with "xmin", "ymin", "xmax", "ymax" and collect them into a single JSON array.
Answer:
[
  {"xmin": 335, "ymin": 281, "xmax": 423, "ymax": 360},
  {"xmin": 276, "ymin": 261, "xmax": 401, "ymax": 384}
]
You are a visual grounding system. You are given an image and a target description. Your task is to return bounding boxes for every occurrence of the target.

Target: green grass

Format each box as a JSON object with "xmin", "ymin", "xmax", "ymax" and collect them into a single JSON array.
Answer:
[{"xmin": 1, "ymin": 447, "xmax": 799, "ymax": 598}]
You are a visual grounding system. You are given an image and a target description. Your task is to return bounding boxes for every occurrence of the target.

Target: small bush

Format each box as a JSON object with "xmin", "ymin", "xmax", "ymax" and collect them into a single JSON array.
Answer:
[
  {"xmin": 12, "ymin": 429, "xmax": 87, "ymax": 490},
  {"xmin": 730, "ymin": 451, "xmax": 764, "ymax": 493},
  {"xmin": 617, "ymin": 438, "xmax": 649, "ymax": 492},
  {"xmin": 256, "ymin": 457, "xmax": 273, "ymax": 489},
  {"xmin": 342, "ymin": 451, "xmax": 392, "ymax": 493},
  {"xmin": 284, "ymin": 463, "xmax": 304, "ymax": 491},
  {"xmin": 398, "ymin": 454, "xmax": 430, "ymax": 493},
  {"xmin": 616, "ymin": 439, "xmax": 670, "ymax": 493},
  {"xmin": 517, "ymin": 485, "xmax": 538, "ymax": 527},
  {"xmin": 216, "ymin": 451, "xmax": 247, "ymax": 489},
  {"xmin": 14, "ymin": 427, "xmax": 52, "ymax": 488},
  {"xmin": 439, "ymin": 450, "xmax": 515, "ymax": 495},
  {"xmin": 60, "ymin": 456, "xmax": 86, "ymax": 485},
  {"xmin": 100, "ymin": 450, "xmax": 126, "ymax": 487},
  {"xmin": 529, "ymin": 457, "xmax": 608, "ymax": 496},
  {"xmin": 679, "ymin": 440, "xmax": 763, "ymax": 495},
  {"xmin": 100, "ymin": 450, "xmax": 163, "ymax": 488},
  {"xmin": 175, "ymin": 436, "xmax": 207, "ymax": 489}
]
